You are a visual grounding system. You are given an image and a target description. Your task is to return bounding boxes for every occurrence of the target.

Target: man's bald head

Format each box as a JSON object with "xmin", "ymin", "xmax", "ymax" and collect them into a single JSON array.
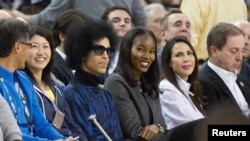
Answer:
[
  {"xmin": 0, "ymin": 10, "xmax": 12, "ymax": 19},
  {"xmin": 233, "ymin": 21, "xmax": 250, "ymax": 59}
]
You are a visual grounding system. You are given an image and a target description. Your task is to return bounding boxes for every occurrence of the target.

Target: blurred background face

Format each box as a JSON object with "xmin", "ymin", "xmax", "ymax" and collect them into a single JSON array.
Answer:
[
  {"xmin": 146, "ymin": 8, "xmax": 167, "ymax": 45},
  {"xmin": 164, "ymin": 13, "xmax": 191, "ymax": 41},
  {"xmin": 241, "ymin": 23, "xmax": 250, "ymax": 59},
  {"xmin": 170, "ymin": 42, "xmax": 195, "ymax": 81},
  {"xmin": 211, "ymin": 35, "xmax": 245, "ymax": 72},
  {"xmin": 82, "ymin": 37, "xmax": 110, "ymax": 76},
  {"xmin": 130, "ymin": 34, "xmax": 156, "ymax": 78},
  {"xmin": 25, "ymin": 35, "xmax": 51, "ymax": 72},
  {"xmin": 108, "ymin": 9, "xmax": 132, "ymax": 38}
]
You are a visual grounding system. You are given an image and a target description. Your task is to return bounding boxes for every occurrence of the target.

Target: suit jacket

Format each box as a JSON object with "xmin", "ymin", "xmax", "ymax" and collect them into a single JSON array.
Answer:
[
  {"xmin": 52, "ymin": 51, "xmax": 73, "ymax": 85},
  {"xmin": 199, "ymin": 63, "xmax": 250, "ymax": 116},
  {"xmin": 240, "ymin": 60, "xmax": 250, "ymax": 81}
]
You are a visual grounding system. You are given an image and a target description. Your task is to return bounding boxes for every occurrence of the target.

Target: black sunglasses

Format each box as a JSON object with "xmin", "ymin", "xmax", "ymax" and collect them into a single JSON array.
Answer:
[{"xmin": 92, "ymin": 45, "xmax": 115, "ymax": 58}]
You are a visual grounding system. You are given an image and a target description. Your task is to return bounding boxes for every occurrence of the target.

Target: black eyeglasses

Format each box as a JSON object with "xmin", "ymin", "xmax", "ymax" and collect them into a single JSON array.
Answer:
[
  {"xmin": 92, "ymin": 45, "xmax": 115, "ymax": 58},
  {"xmin": 19, "ymin": 42, "xmax": 32, "ymax": 48}
]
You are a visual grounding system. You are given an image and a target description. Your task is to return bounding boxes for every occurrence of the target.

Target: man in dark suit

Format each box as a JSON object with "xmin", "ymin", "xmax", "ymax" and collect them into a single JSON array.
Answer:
[
  {"xmin": 52, "ymin": 9, "xmax": 88, "ymax": 85},
  {"xmin": 199, "ymin": 22, "xmax": 250, "ymax": 118},
  {"xmin": 53, "ymin": 50, "xmax": 73, "ymax": 85}
]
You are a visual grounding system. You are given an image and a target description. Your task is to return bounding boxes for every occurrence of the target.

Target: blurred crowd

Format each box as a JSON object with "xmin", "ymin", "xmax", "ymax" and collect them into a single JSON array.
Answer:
[{"xmin": 0, "ymin": 0, "xmax": 250, "ymax": 141}]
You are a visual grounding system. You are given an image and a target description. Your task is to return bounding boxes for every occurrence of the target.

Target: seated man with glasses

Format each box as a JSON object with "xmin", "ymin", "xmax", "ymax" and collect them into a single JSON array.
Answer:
[
  {"xmin": 19, "ymin": 41, "xmax": 32, "ymax": 48},
  {"xmin": 63, "ymin": 19, "xmax": 123, "ymax": 141},
  {"xmin": 0, "ymin": 17, "xmax": 72, "ymax": 141}
]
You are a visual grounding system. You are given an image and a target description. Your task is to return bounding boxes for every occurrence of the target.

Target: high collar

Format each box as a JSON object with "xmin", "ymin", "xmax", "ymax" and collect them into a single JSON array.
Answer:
[
  {"xmin": 74, "ymin": 69, "xmax": 100, "ymax": 86},
  {"xmin": 176, "ymin": 75, "xmax": 193, "ymax": 96}
]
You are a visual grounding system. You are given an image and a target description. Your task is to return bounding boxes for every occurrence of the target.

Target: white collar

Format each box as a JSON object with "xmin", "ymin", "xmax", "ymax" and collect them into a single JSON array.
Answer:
[
  {"xmin": 56, "ymin": 47, "xmax": 66, "ymax": 60},
  {"xmin": 176, "ymin": 75, "xmax": 194, "ymax": 96},
  {"xmin": 208, "ymin": 61, "xmax": 237, "ymax": 82}
]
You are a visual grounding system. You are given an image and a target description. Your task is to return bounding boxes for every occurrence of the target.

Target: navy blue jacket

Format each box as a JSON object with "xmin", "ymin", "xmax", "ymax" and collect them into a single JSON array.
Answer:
[
  {"xmin": 64, "ymin": 78, "xmax": 123, "ymax": 141},
  {"xmin": 52, "ymin": 51, "xmax": 74, "ymax": 85},
  {"xmin": 33, "ymin": 82, "xmax": 87, "ymax": 141}
]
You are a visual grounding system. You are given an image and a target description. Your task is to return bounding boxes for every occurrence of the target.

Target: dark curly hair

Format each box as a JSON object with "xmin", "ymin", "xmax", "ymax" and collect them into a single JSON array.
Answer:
[{"xmin": 64, "ymin": 19, "xmax": 117, "ymax": 70}]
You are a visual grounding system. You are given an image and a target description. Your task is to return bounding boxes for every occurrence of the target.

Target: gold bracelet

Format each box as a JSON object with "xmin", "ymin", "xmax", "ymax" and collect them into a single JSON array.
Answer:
[{"xmin": 156, "ymin": 123, "xmax": 164, "ymax": 134}]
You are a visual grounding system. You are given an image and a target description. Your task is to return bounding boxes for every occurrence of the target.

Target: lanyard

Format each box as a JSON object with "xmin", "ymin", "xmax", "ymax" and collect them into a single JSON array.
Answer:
[
  {"xmin": 14, "ymin": 79, "xmax": 34, "ymax": 135},
  {"xmin": 0, "ymin": 77, "xmax": 18, "ymax": 119},
  {"xmin": 0, "ymin": 76, "xmax": 34, "ymax": 135},
  {"xmin": 15, "ymin": 82, "xmax": 32, "ymax": 123}
]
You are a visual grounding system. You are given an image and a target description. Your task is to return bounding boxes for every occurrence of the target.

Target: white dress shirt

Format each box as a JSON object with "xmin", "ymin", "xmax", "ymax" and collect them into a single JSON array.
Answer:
[
  {"xmin": 159, "ymin": 76, "xmax": 204, "ymax": 130},
  {"xmin": 56, "ymin": 48, "xmax": 66, "ymax": 60},
  {"xmin": 208, "ymin": 61, "xmax": 250, "ymax": 117},
  {"xmin": 55, "ymin": 47, "xmax": 75, "ymax": 74}
]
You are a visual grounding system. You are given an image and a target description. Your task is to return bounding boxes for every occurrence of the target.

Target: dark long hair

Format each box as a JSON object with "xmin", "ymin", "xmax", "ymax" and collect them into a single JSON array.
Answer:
[
  {"xmin": 161, "ymin": 36, "xmax": 206, "ymax": 112},
  {"xmin": 24, "ymin": 26, "xmax": 54, "ymax": 86},
  {"xmin": 116, "ymin": 26, "xmax": 160, "ymax": 98}
]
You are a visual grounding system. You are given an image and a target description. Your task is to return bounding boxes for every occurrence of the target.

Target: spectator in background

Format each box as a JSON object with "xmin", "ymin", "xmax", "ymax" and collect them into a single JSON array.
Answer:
[
  {"xmin": 144, "ymin": 3, "xmax": 167, "ymax": 50},
  {"xmin": 24, "ymin": 26, "xmax": 87, "ymax": 141},
  {"xmin": 63, "ymin": 19, "xmax": 122, "ymax": 140},
  {"xmin": 161, "ymin": 0, "xmax": 182, "ymax": 10},
  {"xmin": 181, "ymin": 0, "xmax": 247, "ymax": 63},
  {"xmin": 233, "ymin": 21, "xmax": 250, "ymax": 81},
  {"xmin": 0, "ymin": 18, "xmax": 71, "ymax": 141},
  {"xmin": 160, "ymin": 8, "xmax": 191, "ymax": 44},
  {"xmin": 0, "ymin": 9, "xmax": 13, "ymax": 18},
  {"xmin": 101, "ymin": 6, "xmax": 133, "ymax": 75},
  {"xmin": 102, "ymin": 6, "xmax": 132, "ymax": 43},
  {"xmin": 52, "ymin": 9, "xmax": 88, "ymax": 85},
  {"xmin": 158, "ymin": 8, "xmax": 191, "ymax": 79},
  {"xmin": 159, "ymin": 36, "xmax": 206, "ymax": 130},
  {"xmin": 199, "ymin": 22, "xmax": 250, "ymax": 118},
  {"xmin": 104, "ymin": 27, "xmax": 167, "ymax": 140},
  {"xmin": 10, "ymin": 0, "xmax": 146, "ymax": 29},
  {"xmin": 233, "ymin": 21, "xmax": 250, "ymax": 61},
  {"xmin": 246, "ymin": 1, "xmax": 250, "ymax": 21},
  {"xmin": 12, "ymin": 0, "xmax": 51, "ymax": 14}
]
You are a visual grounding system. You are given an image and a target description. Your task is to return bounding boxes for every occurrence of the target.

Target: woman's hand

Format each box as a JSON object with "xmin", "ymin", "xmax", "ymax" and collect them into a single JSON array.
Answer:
[{"xmin": 138, "ymin": 124, "xmax": 159, "ymax": 140}]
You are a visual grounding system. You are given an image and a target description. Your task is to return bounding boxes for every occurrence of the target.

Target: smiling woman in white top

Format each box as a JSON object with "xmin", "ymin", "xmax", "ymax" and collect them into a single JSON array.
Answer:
[{"xmin": 159, "ymin": 36, "xmax": 206, "ymax": 130}]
